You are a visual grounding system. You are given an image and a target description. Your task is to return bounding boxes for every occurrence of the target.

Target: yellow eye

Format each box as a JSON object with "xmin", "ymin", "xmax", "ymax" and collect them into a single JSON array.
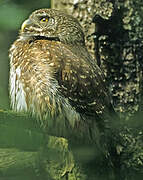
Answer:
[{"xmin": 40, "ymin": 17, "xmax": 49, "ymax": 22}]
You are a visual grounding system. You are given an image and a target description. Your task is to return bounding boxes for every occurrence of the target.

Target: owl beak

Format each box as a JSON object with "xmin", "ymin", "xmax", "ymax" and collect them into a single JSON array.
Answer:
[{"xmin": 21, "ymin": 19, "xmax": 33, "ymax": 32}]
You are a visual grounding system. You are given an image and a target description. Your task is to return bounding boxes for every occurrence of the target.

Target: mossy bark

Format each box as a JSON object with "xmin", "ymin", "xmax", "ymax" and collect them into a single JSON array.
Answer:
[{"xmin": 0, "ymin": 110, "xmax": 86, "ymax": 180}]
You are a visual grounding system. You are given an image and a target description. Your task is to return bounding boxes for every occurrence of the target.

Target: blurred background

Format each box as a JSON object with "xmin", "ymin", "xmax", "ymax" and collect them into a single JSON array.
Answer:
[{"xmin": 0, "ymin": 0, "xmax": 51, "ymax": 109}]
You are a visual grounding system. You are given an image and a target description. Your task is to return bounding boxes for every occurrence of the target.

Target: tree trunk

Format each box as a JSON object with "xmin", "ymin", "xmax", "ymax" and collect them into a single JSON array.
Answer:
[
  {"xmin": 52, "ymin": 0, "xmax": 143, "ymax": 117},
  {"xmin": 52, "ymin": 0, "xmax": 143, "ymax": 179}
]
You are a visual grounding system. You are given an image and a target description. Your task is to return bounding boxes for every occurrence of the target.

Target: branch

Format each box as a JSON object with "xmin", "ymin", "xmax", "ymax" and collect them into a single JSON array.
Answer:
[
  {"xmin": 0, "ymin": 148, "xmax": 39, "ymax": 177},
  {"xmin": 0, "ymin": 109, "xmax": 42, "ymax": 133},
  {"xmin": 0, "ymin": 109, "xmax": 86, "ymax": 179}
]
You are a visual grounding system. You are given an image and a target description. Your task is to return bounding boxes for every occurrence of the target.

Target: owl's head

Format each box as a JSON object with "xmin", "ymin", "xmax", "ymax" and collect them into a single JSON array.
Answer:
[{"xmin": 20, "ymin": 8, "xmax": 85, "ymax": 45}]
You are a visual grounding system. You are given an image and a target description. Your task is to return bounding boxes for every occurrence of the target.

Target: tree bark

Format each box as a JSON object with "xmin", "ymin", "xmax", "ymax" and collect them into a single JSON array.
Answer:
[
  {"xmin": 52, "ymin": 0, "xmax": 143, "ymax": 117},
  {"xmin": 52, "ymin": 0, "xmax": 143, "ymax": 179}
]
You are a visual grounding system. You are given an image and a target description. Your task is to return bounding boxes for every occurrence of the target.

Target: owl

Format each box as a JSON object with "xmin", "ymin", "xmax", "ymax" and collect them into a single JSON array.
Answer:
[{"xmin": 9, "ymin": 9, "xmax": 115, "ymax": 145}]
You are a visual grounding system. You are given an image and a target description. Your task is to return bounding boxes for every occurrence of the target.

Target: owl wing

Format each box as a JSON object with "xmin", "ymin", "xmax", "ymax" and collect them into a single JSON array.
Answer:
[{"xmin": 53, "ymin": 43, "xmax": 114, "ymax": 121}]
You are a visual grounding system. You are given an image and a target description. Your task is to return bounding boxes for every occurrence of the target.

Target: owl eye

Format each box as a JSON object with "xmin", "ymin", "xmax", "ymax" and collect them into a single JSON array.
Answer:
[{"xmin": 40, "ymin": 16, "xmax": 49, "ymax": 23}]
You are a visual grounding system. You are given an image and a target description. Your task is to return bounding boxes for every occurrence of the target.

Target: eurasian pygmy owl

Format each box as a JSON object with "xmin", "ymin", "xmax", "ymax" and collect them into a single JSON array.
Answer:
[{"xmin": 9, "ymin": 9, "xmax": 115, "ymax": 145}]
